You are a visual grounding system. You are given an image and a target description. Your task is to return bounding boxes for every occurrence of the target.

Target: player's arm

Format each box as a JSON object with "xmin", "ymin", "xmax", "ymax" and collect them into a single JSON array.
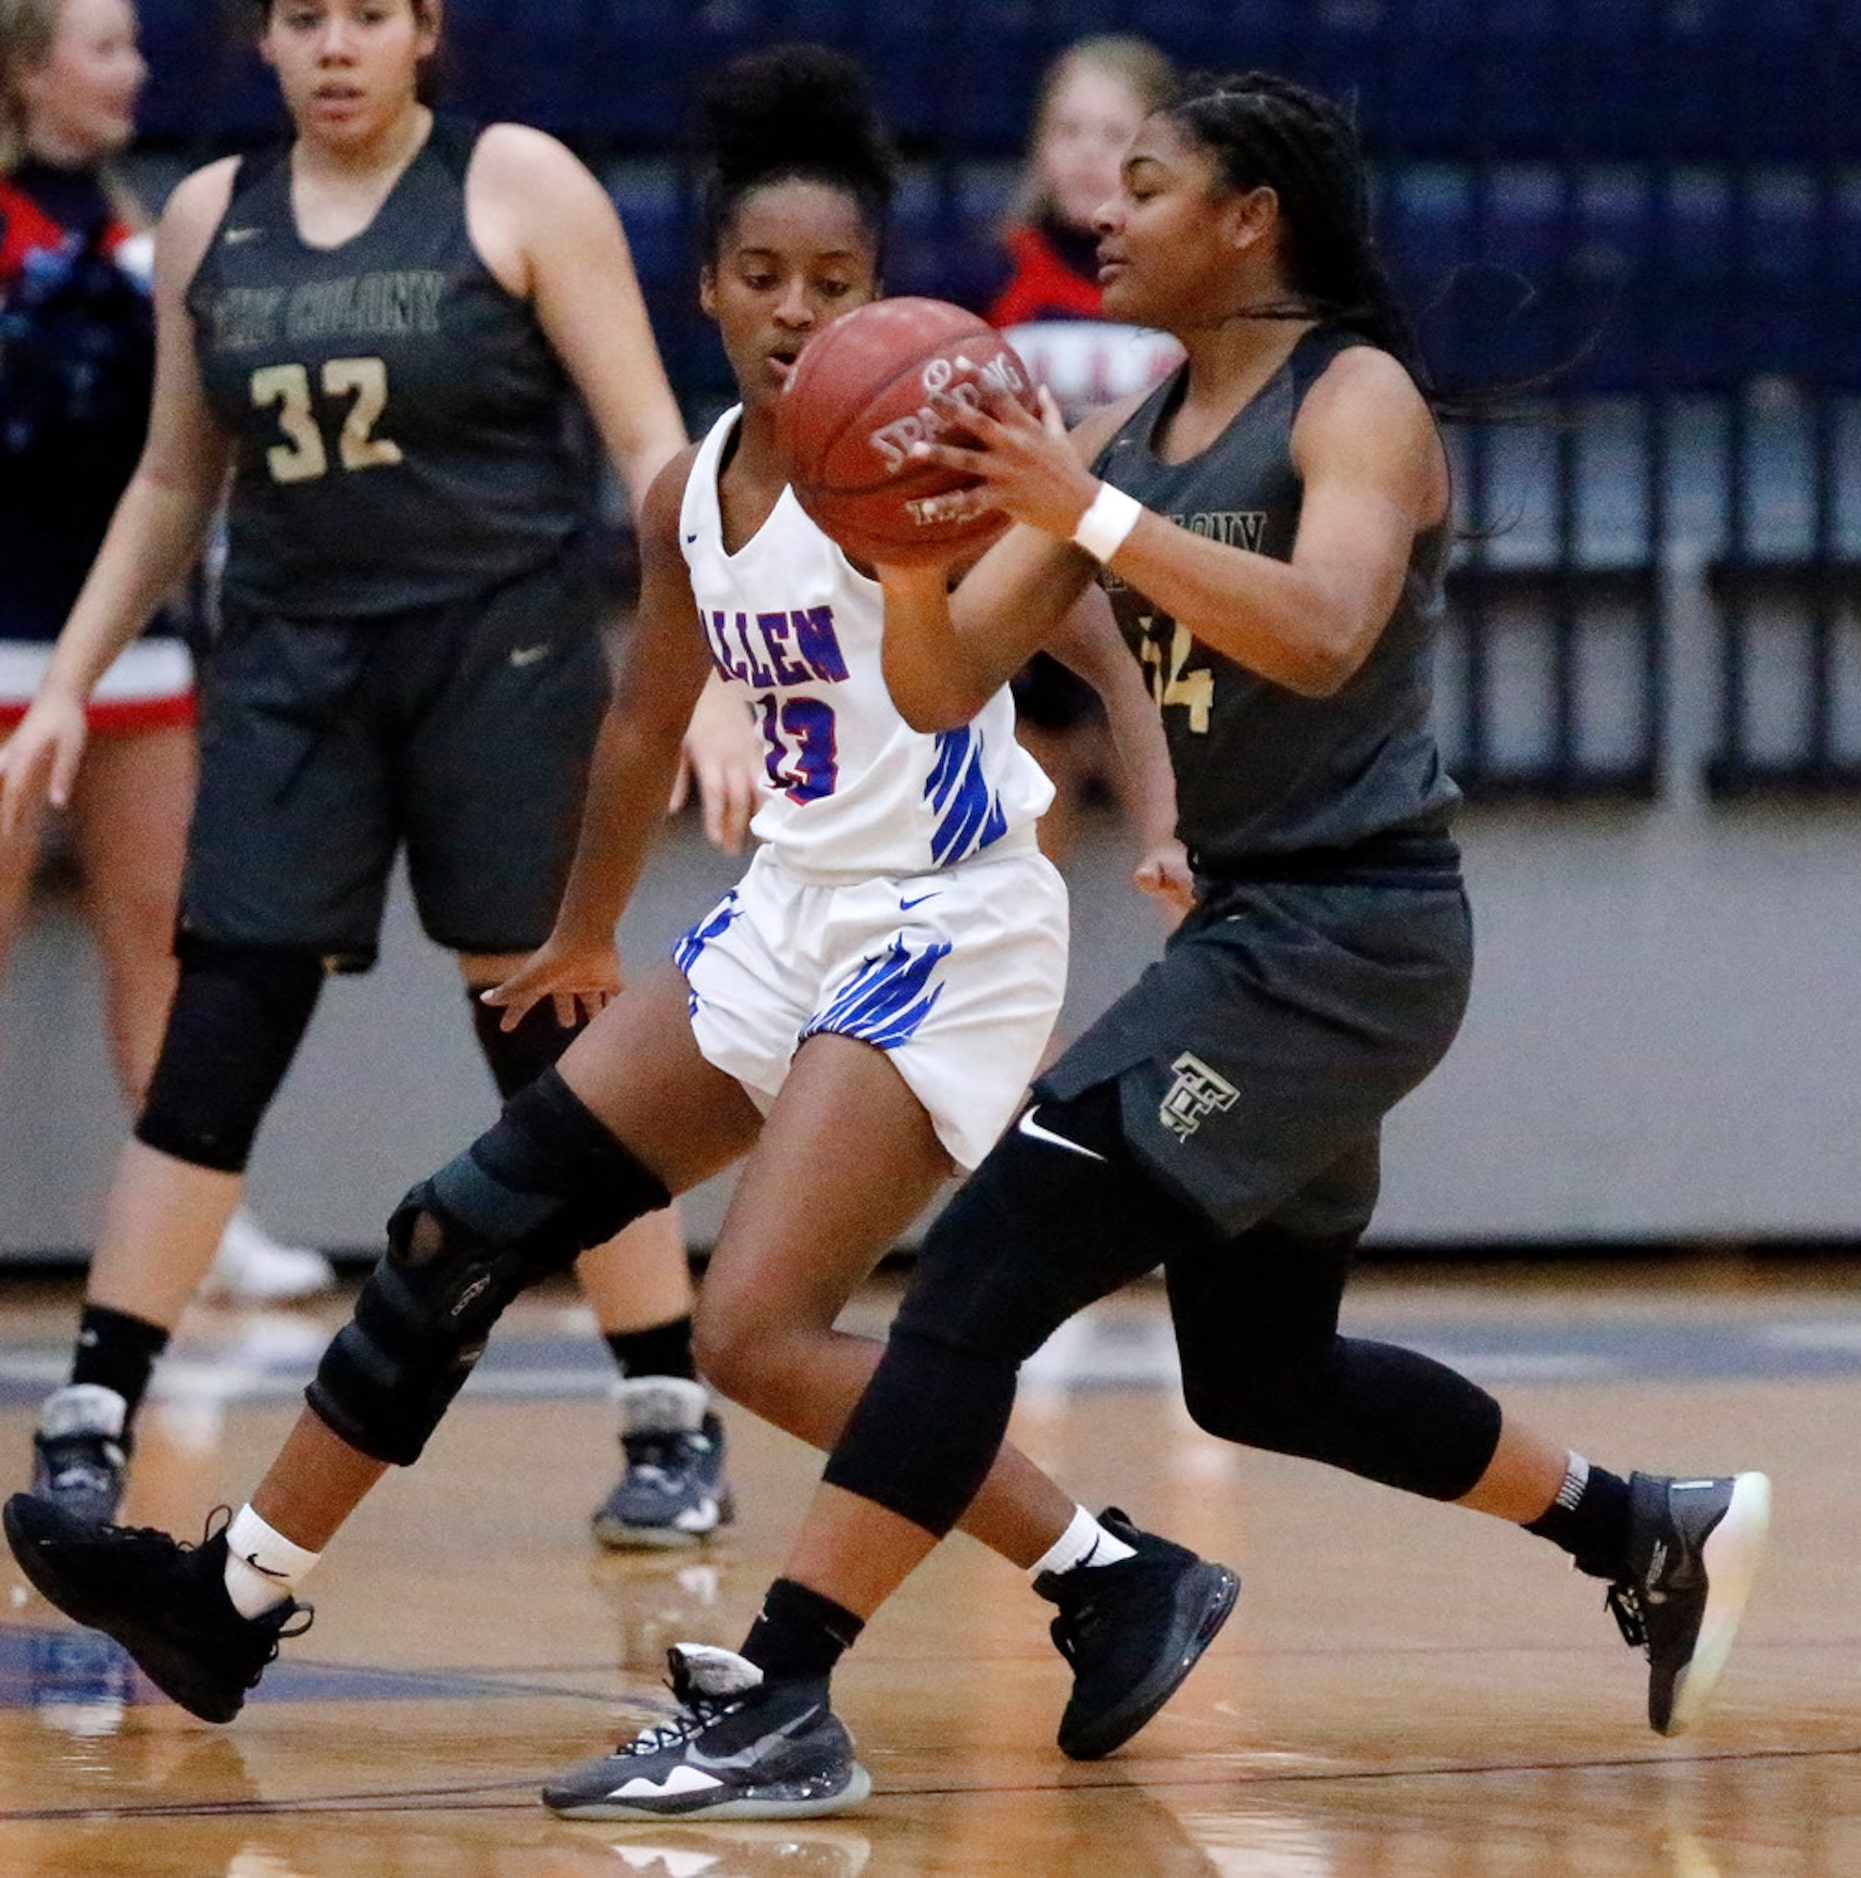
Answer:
[
  {"xmin": 671, "ymin": 672, "xmax": 761, "ymax": 856},
  {"xmin": 0, "ymin": 159, "xmax": 236, "ymax": 830},
  {"xmin": 472, "ymin": 125, "xmax": 687, "ymax": 516},
  {"xmin": 877, "ymin": 395, "xmax": 1139, "ymax": 732},
  {"xmin": 1043, "ymin": 586, "xmax": 1185, "ymax": 894},
  {"xmin": 1111, "ymin": 351, "xmax": 1445, "ymax": 694},
  {"xmin": 485, "ymin": 447, "xmax": 714, "ymax": 1025},
  {"xmin": 911, "ymin": 351, "xmax": 1447, "ymax": 698}
]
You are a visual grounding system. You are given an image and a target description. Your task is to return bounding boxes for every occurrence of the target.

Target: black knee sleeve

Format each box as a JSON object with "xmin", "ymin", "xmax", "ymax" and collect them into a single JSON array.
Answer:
[
  {"xmin": 822, "ymin": 1323, "xmax": 1019, "ymax": 1539},
  {"xmin": 134, "ymin": 935, "xmax": 325, "ymax": 1173},
  {"xmin": 467, "ymin": 989, "xmax": 582, "ymax": 1101},
  {"xmin": 1172, "ymin": 1225, "xmax": 1503, "ymax": 1501},
  {"xmin": 824, "ymin": 1082, "xmax": 1220, "ymax": 1537},
  {"xmin": 307, "ymin": 1068, "xmax": 669, "ymax": 1466}
]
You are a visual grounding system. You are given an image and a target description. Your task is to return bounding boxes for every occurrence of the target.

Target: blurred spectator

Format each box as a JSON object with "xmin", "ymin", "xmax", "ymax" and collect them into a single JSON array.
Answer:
[
  {"xmin": 986, "ymin": 36, "xmax": 1182, "ymax": 869},
  {"xmin": 0, "ymin": 0, "xmax": 332, "ymax": 1298}
]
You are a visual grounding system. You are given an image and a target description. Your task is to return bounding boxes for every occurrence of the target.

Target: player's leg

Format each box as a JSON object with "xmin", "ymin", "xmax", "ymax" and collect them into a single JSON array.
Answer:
[
  {"xmin": 0, "ymin": 758, "xmax": 45, "ymax": 1009},
  {"xmin": 692, "ymin": 1028, "xmax": 1088, "ymax": 1565},
  {"xmin": 65, "ymin": 721, "xmax": 191, "ymax": 1101},
  {"xmin": 573, "ymin": 1208, "xmax": 731, "ymax": 1548},
  {"xmin": 411, "ymin": 560, "xmax": 730, "ymax": 1541},
  {"xmin": 1166, "ymin": 1200, "xmax": 1770, "ymax": 1736},
  {"xmin": 540, "ymin": 1074, "xmax": 1246, "ymax": 1819},
  {"xmin": 460, "ymin": 951, "xmax": 728, "ymax": 1548},
  {"xmin": 1, "ymin": 963, "xmax": 762, "ymax": 1720},
  {"xmin": 31, "ymin": 936, "xmax": 328, "ymax": 1525}
]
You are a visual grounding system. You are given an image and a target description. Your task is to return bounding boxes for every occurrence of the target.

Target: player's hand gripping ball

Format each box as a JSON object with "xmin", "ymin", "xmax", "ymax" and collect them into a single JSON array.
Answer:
[{"xmin": 775, "ymin": 297, "xmax": 1040, "ymax": 567}]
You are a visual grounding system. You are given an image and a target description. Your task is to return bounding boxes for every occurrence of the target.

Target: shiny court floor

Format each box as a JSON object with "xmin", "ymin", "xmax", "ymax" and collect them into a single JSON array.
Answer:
[{"xmin": 0, "ymin": 1263, "xmax": 1857, "ymax": 1878}]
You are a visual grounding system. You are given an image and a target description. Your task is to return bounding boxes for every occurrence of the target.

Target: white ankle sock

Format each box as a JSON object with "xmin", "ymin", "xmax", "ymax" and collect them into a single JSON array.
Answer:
[
  {"xmin": 1028, "ymin": 1505, "xmax": 1137, "ymax": 1579},
  {"xmin": 223, "ymin": 1505, "xmax": 320, "ymax": 1619}
]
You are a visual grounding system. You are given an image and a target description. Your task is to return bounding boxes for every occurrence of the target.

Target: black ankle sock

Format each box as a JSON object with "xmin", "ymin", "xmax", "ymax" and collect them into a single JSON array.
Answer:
[
  {"xmin": 70, "ymin": 1305, "xmax": 170, "ymax": 1422},
  {"xmin": 1525, "ymin": 1456, "xmax": 1633, "ymax": 1579},
  {"xmin": 742, "ymin": 1577, "xmax": 865, "ymax": 1682},
  {"xmin": 605, "ymin": 1315, "xmax": 698, "ymax": 1383}
]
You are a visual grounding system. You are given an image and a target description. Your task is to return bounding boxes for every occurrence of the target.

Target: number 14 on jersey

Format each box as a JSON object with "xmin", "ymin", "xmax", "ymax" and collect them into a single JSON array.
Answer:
[{"xmin": 1136, "ymin": 615, "xmax": 1214, "ymax": 733}]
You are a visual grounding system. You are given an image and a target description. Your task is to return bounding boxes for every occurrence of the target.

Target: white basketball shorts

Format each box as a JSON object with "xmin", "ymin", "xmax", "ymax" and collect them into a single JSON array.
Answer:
[{"xmin": 673, "ymin": 838, "xmax": 1069, "ymax": 1171}]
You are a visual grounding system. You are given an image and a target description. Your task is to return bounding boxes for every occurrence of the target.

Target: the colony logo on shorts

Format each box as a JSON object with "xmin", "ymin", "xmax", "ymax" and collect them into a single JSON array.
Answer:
[{"xmin": 1160, "ymin": 1052, "xmax": 1239, "ymax": 1141}]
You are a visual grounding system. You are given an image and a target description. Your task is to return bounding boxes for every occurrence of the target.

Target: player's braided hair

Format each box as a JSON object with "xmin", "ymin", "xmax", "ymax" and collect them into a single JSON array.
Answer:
[
  {"xmin": 694, "ymin": 43, "xmax": 896, "ymax": 263},
  {"xmin": 1164, "ymin": 71, "xmax": 1429, "ymax": 393}
]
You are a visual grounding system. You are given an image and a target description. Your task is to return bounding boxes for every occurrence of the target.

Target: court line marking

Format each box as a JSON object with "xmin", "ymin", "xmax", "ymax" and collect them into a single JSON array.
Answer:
[{"xmin": 3, "ymin": 1739, "xmax": 1858, "ymax": 1824}]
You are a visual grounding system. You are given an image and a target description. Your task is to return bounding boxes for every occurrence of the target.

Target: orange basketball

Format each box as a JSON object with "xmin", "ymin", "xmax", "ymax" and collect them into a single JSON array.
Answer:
[{"xmin": 774, "ymin": 297, "xmax": 1040, "ymax": 567}]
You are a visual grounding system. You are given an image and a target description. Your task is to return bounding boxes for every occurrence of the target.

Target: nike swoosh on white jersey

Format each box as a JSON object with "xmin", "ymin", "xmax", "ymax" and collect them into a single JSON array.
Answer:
[{"xmin": 1017, "ymin": 1106, "xmax": 1106, "ymax": 1161}]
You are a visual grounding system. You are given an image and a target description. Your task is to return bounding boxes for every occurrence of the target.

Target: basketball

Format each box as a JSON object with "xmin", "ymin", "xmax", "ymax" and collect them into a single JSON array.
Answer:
[{"xmin": 774, "ymin": 297, "xmax": 1041, "ymax": 567}]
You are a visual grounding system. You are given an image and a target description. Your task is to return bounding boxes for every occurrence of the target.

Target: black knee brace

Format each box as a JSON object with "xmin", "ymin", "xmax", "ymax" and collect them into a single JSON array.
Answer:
[
  {"xmin": 467, "ymin": 990, "xmax": 582, "ymax": 1101},
  {"xmin": 134, "ymin": 935, "xmax": 325, "ymax": 1173},
  {"xmin": 307, "ymin": 1068, "xmax": 669, "ymax": 1466},
  {"xmin": 1170, "ymin": 1224, "xmax": 1504, "ymax": 1502}
]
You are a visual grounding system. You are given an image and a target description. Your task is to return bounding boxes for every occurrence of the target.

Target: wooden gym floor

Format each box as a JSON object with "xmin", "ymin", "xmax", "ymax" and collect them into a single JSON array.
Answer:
[{"xmin": 0, "ymin": 1261, "xmax": 1856, "ymax": 1877}]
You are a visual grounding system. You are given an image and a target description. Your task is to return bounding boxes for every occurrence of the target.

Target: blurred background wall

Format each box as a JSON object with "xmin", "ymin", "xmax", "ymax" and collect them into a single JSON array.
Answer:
[{"xmin": 3, "ymin": 0, "xmax": 1858, "ymax": 1258}]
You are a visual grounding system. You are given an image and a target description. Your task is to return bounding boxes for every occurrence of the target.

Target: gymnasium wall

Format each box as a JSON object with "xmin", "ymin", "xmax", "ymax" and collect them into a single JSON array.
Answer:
[{"xmin": 2, "ymin": 1, "xmax": 1856, "ymax": 1257}]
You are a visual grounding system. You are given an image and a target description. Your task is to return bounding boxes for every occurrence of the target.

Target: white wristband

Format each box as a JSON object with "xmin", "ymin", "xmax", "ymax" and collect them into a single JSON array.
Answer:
[{"xmin": 1071, "ymin": 482, "xmax": 1143, "ymax": 563}]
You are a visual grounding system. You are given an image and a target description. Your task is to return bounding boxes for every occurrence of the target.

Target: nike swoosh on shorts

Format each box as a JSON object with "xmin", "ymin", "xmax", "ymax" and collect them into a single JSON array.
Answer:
[{"xmin": 1017, "ymin": 1106, "xmax": 1106, "ymax": 1162}]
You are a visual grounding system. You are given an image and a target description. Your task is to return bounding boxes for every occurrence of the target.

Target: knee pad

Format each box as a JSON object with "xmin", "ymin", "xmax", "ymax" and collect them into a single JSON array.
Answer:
[
  {"xmin": 892, "ymin": 1081, "xmax": 1217, "ymax": 1361},
  {"xmin": 821, "ymin": 1322, "xmax": 1019, "ymax": 1539},
  {"xmin": 467, "ymin": 989, "xmax": 583, "ymax": 1101},
  {"xmin": 307, "ymin": 1068, "xmax": 669, "ymax": 1466},
  {"xmin": 134, "ymin": 936, "xmax": 325, "ymax": 1173},
  {"xmin": 1171, "ymin": 1224, "xmax": 1501, "ymax": 1500},
  {"xmin": 824, "ymin": 1083, "xmax": 1219, "ymax": 1538}
]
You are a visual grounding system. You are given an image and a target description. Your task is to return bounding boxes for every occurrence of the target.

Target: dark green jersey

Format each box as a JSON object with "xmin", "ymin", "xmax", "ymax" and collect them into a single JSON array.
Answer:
[
  {"xmin": 1094, "ymin": 324, "xmax": 1459, "ymax": 870},
  {"xmin": 187, "ymin": 118, "xmax": 591, "ymax": 618}
]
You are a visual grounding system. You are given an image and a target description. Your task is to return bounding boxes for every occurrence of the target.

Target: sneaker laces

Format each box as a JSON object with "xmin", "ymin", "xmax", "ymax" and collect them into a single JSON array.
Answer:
[
  {"xmin": 39, "ymin": 1437, "xmax": 123, "ymax": 1495},
  {"xmin": 1045, "ymin": 1578, "xmax": 1120, "ymax": 1668},
  {"xmin": 1605, "ymin": 1580, "xmax": 1647, "ymax": 1650},
  {"xmin": 618, "ymin": 1665, "xmax": 742, "ymax": 1757},
  {"xmin": 622, "ymin": 1428, "xmax": 706, "ymax": 1486}
]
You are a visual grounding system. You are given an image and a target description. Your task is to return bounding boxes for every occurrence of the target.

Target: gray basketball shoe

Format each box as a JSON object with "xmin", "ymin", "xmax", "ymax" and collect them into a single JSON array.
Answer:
[
  {"xmin": 543, "ymin": 1645, "xmax": 869, "ymax": 1821},
  {"xmin": 31, "ymin": 1385, "xmax": 130, "ymax": 1526}
]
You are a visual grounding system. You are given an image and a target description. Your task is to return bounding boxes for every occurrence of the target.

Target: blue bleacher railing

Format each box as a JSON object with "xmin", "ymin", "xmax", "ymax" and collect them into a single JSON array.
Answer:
[{"xmin": 139, "ymin": 0, "xmax": 1860, "ymax": 795}]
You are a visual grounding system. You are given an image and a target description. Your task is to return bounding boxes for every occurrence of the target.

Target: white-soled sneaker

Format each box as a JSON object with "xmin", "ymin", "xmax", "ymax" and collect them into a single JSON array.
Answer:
[
  {"xmin": 31, "ymin": 1385, "xmax": 130, "ymax": 1526},
  {"xmin": 592, "ymin": 1378, "xmax": 735, "ymax": 1550},
  {"xmin": 1606, "ymin": 1471, "xmax": 1771, "ymax": 1736},
  {"xmin": 543, "ymin": 1645, "xmax": 869, "ymax": 1821},
  {"xmin": 203, "ymin": 1208, "xmax": 337, "ymax": 1304}
]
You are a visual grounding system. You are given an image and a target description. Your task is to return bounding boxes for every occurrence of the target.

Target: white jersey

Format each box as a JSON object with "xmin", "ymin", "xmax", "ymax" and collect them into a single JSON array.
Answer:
[{"xmin": 678, "ymin": 406, "xmax": 1054, "ymax": 882}]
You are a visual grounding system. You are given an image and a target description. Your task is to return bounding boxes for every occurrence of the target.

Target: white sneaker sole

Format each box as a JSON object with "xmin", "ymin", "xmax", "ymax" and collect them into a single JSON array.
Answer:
[{"xmin": 1664, "ymin": 1470, "xmax": 1772, "ymax": 1736}]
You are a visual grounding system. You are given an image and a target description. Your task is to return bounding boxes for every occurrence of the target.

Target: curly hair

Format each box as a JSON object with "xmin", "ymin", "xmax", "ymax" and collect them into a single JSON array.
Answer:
[{"xmin": 694, "ymin": 42, "xmax": 895, "ymax": 265}]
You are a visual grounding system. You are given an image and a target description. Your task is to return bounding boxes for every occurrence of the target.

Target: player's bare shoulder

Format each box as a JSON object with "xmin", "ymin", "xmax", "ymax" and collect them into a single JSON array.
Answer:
[
  {"xmin": 467, "ymin": 122, "xmax": 609, "ymax": 219},
  {"xmin": 1067, "ymin": 387, "xmax": 1156, "ymax": 466},
  {"xmin": 157, "ymin": 156, "xmax": 244, "ymax": 289},
  {"xmin": 1292, "ymin": 342, "xmax": 1446, "ymax": 517},
  {"xmin": 640, "ymin": 441, "xmax": 708, "ymax": 558},
  {"xmin": 1298, "ymin": 343, "xmax": 1433, "ymax": 438}
]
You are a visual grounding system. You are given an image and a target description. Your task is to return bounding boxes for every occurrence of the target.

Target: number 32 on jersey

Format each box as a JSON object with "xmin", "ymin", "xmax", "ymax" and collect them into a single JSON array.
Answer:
[
  {"xmin": 1136, "ymin": 614, "xmax": 1214, "ymax": 733},
  {"xmin": 250, "ymin": 357, "xmax": 402, "ymax": 485}
]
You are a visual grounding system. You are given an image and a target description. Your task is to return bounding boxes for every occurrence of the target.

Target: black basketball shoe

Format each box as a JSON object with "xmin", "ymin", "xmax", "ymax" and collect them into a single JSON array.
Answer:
[
  {"xmin": 543, "ymin": 1644, "xmax": 870, "ymax": 1820},
  {"xmin": 1605, "ymin": 1471, "xmax": 1771, "ymax": 1736},
  {"xmin": 31, "ymin": 1384, "xmax": 131, "ymax": 1526},
  {"xmin": 1034, "ymin": 1507, "xmax": 1239, "ymax": 1760},
  {"xmin": 2, "ymin": 1495, "xmax": 312, "ymax": 1724}
]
